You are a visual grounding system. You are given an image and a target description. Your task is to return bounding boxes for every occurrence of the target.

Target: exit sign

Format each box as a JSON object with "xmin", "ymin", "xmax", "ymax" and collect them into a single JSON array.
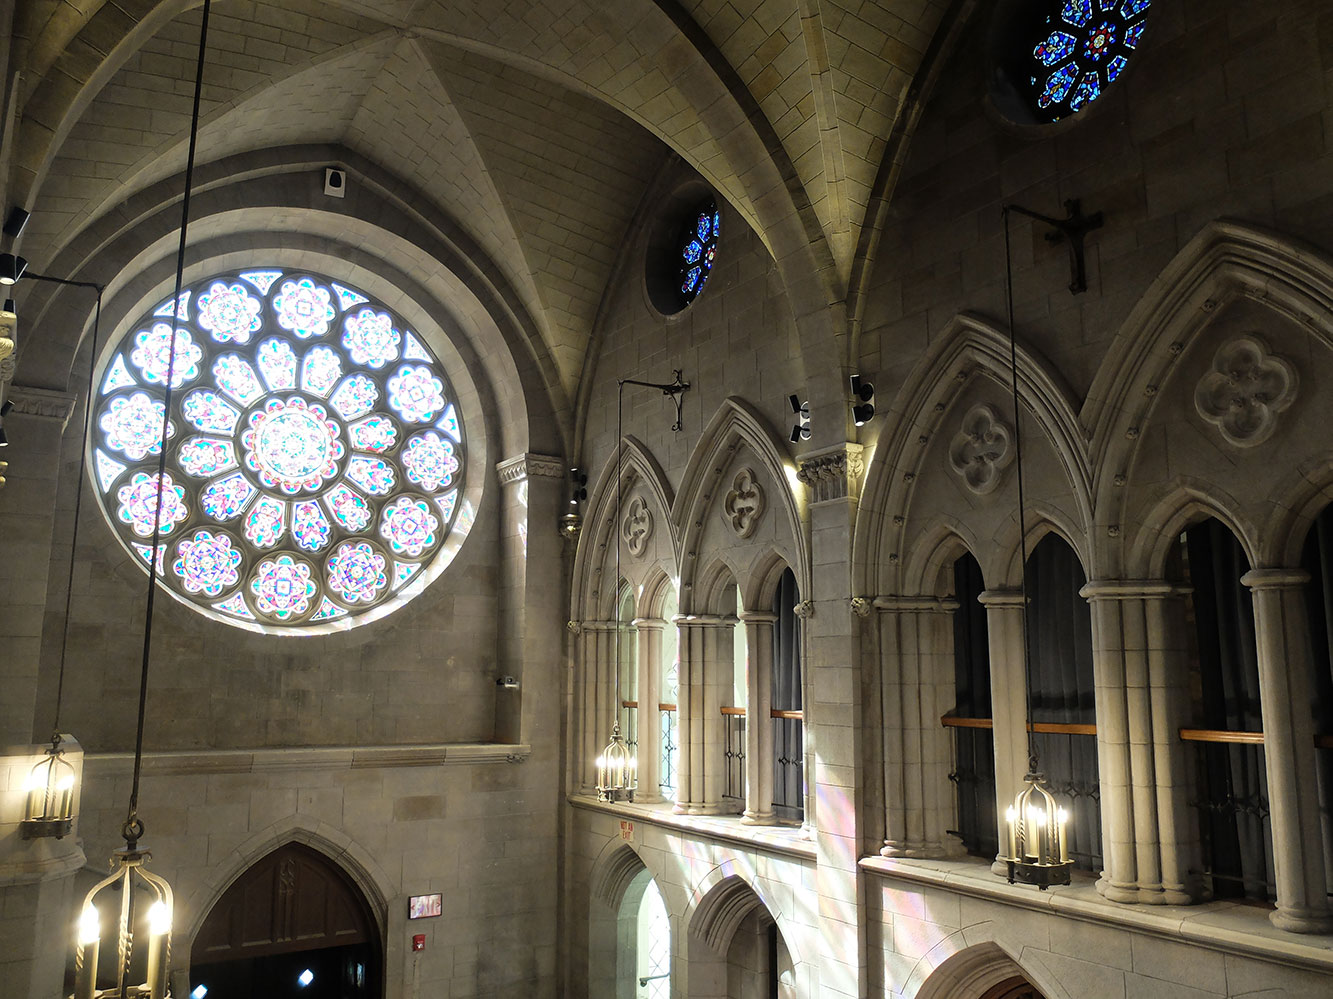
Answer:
[{"xmin": 620, "ymin": 820, "xmax": 633, "ymax": 840}]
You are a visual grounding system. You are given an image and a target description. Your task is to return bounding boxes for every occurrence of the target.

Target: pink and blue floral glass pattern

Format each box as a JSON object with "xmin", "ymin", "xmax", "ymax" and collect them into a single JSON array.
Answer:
[
  {"xmin": 326, "ymin": 541, "xmax": 388, "ymax": 604},
  {"xmin": 99, "ymin": 392, "xmax": 172, "ymax": 460},
  {"xmin": 342, "ymin": 309, "xmax": 401, "ymax": 368},
  {"xmin": 272, "ymin": 277, "xmax": 336, "ymax": 339},
  {"xmin": 172, "ymin": 530, "xmax": 242, "ymax": 596},
  {"xmin": 94, "ymin": 268, "xmax": 465, "ymax": 629},
  {"xmin": 196, "ymin": 282, "xmax": 263, "ymax": 344},
  {"xmin": 116, "ymin": 471, "xmax": 189, "ymax": 538},
  {"xmin": 131, "ymin": 322, "xmax": 203, "ymax": 388},
  {"xmin": 379, "ymin": 496, "xmax": 439, "ymax": 557},
  {"xmin": 1031, "ymin": 0, "xmax": 1149, "ymax": 120},
  {"xmin": 250, "ymin": 554, "xmax": 317, "ymax": 620}
]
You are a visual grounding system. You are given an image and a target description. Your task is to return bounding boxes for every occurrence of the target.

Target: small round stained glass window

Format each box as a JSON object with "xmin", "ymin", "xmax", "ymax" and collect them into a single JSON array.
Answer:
[
  {"xmin": 92, "ymin": 269, "xmax": 470, "ymax": 632},
  {"xmin": 677, "ymin": 201, "xmax": 720, "ymax": 307},
  {"xmin": 1024, "ymin": 0, "xmax": 1150, "ymax": 121}
]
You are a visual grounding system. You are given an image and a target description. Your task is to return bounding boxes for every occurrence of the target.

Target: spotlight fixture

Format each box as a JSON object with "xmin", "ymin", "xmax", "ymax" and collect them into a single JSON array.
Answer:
[
  {"xmin": 0, "ymin": 399, "xmax": 11, "ymax": 416},
  {"xmin": 0, "ymin": 422, "xmax": 8, "ymax": 447},
  {"xmin": 561, "ymin": 466, "xmax": 588, "ymax": 540},
  {"xmin": 3, "ymin": 206, "xmax": 29, "ymax": 238},
  {"xmin": 0, "ymin": 253, "xmax": 27, "ymax": 285},
  {"xmin": 788, "ymin": 394, "xmax": 810, "ymax": 443},
  {"xmin": 850, "ymin": 375, "xmax": 876, "ymax": 427}
]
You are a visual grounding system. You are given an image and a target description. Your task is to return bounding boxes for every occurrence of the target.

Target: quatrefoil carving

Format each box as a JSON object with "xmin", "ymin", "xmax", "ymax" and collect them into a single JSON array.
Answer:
[
  {"xmin": 1194, "ymin": 334, "xmax": 1298, "ymax": 448},
  {"xmin": 947, "ymin": 404, "xmax": 1014, "ymax": 495},
  {"xmin": 723, "ymin": 468, "xmax": 766, "ymax": 539},
  {"xmin": 621, "ymin": 495, "xmax": 654, "ymax": 557}
]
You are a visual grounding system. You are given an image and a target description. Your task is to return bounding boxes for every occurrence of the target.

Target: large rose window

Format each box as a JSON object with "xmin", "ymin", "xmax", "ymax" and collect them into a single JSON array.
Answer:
[{"xmin": 92, "ymin": 269, "xmax": 469, "ymax": 631}]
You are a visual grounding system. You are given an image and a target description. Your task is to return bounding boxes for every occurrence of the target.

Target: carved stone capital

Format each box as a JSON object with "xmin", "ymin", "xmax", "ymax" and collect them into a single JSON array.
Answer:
[
  {"xmin": 496, "ymin": 452, "xmax": 565, "ymax": 486},
  {"xmin": 796, "ymin": 443, "xmax": 865, "ymax": 504},
  {"xmin": 850, "ymin": 596, "xmax": 873, "ymax": 618},
  {"xmin": 4, "ymin": 385, "xmax": 77, "ymax": 430},
  {"xmin": 793, "ymin": 600, "xmax": 815, "ymax": 620}
]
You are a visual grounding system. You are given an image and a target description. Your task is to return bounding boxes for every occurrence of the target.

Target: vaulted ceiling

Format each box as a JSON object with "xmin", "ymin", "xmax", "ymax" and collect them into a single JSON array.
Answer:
[{"xmin": 7, "ymin": 0, "xmax": 963, "ymax": 411}]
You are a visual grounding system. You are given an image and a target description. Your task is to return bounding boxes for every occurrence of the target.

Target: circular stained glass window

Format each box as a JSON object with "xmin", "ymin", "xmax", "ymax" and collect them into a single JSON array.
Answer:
[
  {"xmin": 91, "ymin": 269, "xmax": 469, "ymax": 631},
  {"xmin": 1024, "ymin": 0, "xmax": 1150, "ymax": 121},
  {"xmin": 677, "ymin": 201, "xmax": 720, "ymax": 308}
]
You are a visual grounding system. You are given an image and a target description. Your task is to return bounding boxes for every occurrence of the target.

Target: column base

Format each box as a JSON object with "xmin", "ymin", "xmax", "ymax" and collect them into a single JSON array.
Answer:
[
  {"xmin": 1270, "ymin": 906, "xmax": 1333, "ymax": 934},
  {"xmin": 741, "ymin": 810, "xmax": 776, "ymax": 825},
  {"xmin": 880, "ymin": 837, "xmax": 965, "ymax": 860},
  {"xmin": 1096, "ymin": 876, "xmax": 1198, "ymax": 905}
]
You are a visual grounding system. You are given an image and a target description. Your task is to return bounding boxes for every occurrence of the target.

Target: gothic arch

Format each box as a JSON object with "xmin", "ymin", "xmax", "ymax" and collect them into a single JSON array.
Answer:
[
  {"xmin": 1125, "ymin": 479, "xmax": 1258, "ymax": 579},
  {"xmin": 901, "ymin": 520, "xmax": 989, "ymax": 598},
  {"xmin": 1263, "ymin": 455, "xmax": 1333, "ymax": 567},
  {"xmin": 674, "ymin": 398, "xmax": 809, "ymax": 614},
  {"xmin": 684, "ymin": 869, "xmax": 800, "ymax": 967},
  {"xmin": 913, "ymin": 940, "xmax": 1058, "ymax": 999},
  {"xmin": 573, "ymin": 435, "xmax": 678, "ymax": 621},
  {"xmin": 855, "ymin": 312, "xmax": 1091, "ymax": 598},
  {"xmin": 991, "ymin": 512, "xmax": 1093, "ymax": 590}
]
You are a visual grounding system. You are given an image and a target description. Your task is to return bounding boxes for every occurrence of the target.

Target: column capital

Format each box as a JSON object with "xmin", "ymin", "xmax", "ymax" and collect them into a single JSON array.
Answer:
[
  {"xmin": 738, "ymin": 610, "xmax": 778, "ymax": 624},
  {"xmin": 871, "ymin": 595, "xmax": 958, "ymax": 614},
  {"xmin": 495, "ymin": 452, "xmax": 565, "ymax": 486},
  {"xmin": 674, "ymin": 614, "xmax": 732, "ymax": 628},
  {"xmin": 632, "ymin": 617, "xmax": 666, "ymax": 631},
  {"xmin": 1080, "ymin": 579, "xmax": 1192, "ymax": 600},
  {"xmin": 1241, "ymin": 568, "xmax": 1310, "ymax": 591},
  {"xmin": 978, "ymin": 588, "xmax": 1024, "ymax": 608},
  {"xmin": 796, "ymin": 442, "xmax": 865, "ymax": 503}
]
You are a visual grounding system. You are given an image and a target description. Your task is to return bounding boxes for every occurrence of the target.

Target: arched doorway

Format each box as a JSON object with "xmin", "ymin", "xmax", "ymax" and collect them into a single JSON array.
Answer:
[{"xmin": 190, "ymin": 843, "xmax": 381, "ymax": 998}]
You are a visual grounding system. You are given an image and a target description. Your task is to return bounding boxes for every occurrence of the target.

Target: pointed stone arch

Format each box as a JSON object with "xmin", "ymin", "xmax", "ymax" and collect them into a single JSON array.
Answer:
[
  {"xmin": 855, "ymin": 312, "xmax": 1091, "ymax": 597},
  {"xmin": 684, "ymin": 869, "xmax": 799, "ymax": 966},
  {"xmin": 914, "ymin": 940, "xmax": 1060, "ymax": 999},
  {"xmin": 573, "ymin": 435, "xmax": 678, "ymax": 621},
  {"xmin": 1125, "ymin": 477, "xmax": 1258, "ymax": 579},
  {"xmin": 901, "ymin": 519, "xmax": 990, "ymax": 598},
  {"xmin": 1263, "ymin": 453, "xmax": 1333, "ymax": 567},
  {"xmin": 674, "ymin": 398, "xmax": 808, "ymax": 614}
]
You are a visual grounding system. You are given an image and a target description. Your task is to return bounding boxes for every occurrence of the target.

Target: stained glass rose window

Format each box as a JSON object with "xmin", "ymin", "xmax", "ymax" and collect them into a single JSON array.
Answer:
[
  {"xmin": 92, "ymin": 269, "xmax": 468, "ymax": 631},
  {"xmin": 678, "ymin": 201, "xmax": 720, "ymax": 307},
  {"xmin": 1024, "ymin": 0, "xmax": 1151, "ymax": 121}
]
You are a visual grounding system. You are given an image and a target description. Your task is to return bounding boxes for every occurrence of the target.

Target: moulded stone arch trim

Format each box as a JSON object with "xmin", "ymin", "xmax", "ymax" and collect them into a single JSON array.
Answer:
[
  {"xmin": 991, "ymin": 505, "xmax": 1094, "ymax": 590},
  {"xmin": 674, "ymin": 397, "xmax": 810, "ymax": 614},
  {"xmin": 911, "ymin": 937, "xmax": 1070, "ymax": 999},
  {"xmin": 1125, "ymin": 479, "xmax": 1261, "ymax": 579},
  {"xmin": 573, "ymin": 435, "xmax": 679, "ymax": 620},
  {"xmin": 693, "ymin": 558, "xmax": 746, "ymax": 616},
  {"xmin": 638, "ymin": 566, "xmax": 679, "ymax": 621},
  {"xmin": 590, "ymin": 841, "xmax": 651, "ymax": 911},
  {"xmin": 1260, "ymin": 453, "xmax": 1333, "ymax": 567},
  {"xmin": 742, "ymin": 548, "xmax": 803, "ymax": 614},
  {"xmin": 683, "ymin": 867, "xmax": 799, "ymax": 966},
  {"xmin": 1086, "ymin": 220, "xmax": 1333, "ymax": 509},
  {"xmin": 899, "ymin": 519, "xmax": 988, "ymax": 598},
  {"xmin": 179, "ymin": 817, "xmax": 393, "ymax": 958},
  {"xmin": 854, "ymin": 312, "xmax": 1091, "ymax": 597}
]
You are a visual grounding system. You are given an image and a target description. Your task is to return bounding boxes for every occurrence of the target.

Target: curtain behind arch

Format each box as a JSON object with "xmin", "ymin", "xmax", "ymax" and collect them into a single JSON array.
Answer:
[
  {"xmin": 1299, "ymin": 507, "xmax": 1333, "ymax": 894},
  {"xmin": 771, "ymin": 569, "xmax": 803, "ymax": 818},
  {"xmin": 951, "ymin": 552, "xmax": 996, "ymax": 857}
]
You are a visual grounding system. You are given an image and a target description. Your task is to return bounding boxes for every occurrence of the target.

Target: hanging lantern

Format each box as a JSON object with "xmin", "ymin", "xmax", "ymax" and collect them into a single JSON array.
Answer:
[
  {"xmin": 21, "ymin": 737, "xmax": 76, "ymax": 839},
  {"xmin": 596, "ymin": 722, "xmax": 637, "ymax": 802},
  {"xmin": 73, "ymin": 828, "xmax": 175, "ymax": 999},
  {"xmin": 1000, "ymin": 771, "xmax": 1071, "ymax": 889}
]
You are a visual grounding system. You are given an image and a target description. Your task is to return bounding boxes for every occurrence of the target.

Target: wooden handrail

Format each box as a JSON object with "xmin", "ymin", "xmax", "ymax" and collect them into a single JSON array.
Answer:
[
  {"xmin": 770, "ymin": 709, "xmax": 803, "ymax": 720},
  {"xmin": 1179, "ymin": 728, "xmax": 1265, "ymax": 745},
  {"xmin": 659, "ymin": 703, "xmax": 677, "ymax": 712},
  {"xmin": 622, "ymin": 700, "xmax": 637, "ymax": 708},
  {"xmin": 939, "ymin": 715, "xmax": 1095, "ymax": 735},
  {"xmin": 720, "ymin": 706, "xmax": 747, "ymax": 716}
]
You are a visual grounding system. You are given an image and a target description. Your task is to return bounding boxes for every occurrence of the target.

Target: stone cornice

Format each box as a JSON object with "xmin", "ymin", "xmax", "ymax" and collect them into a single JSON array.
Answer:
[
  {"xmin": 82, "ymin": 742, "xmax": 531, "ymax": 776},
  {"xmin": 496, "ymin": 452, "xmax": 565, "ymax": 485},
  {"xmin": 5, "ymin": 384, "xmax": 77, "ymax": 429}
]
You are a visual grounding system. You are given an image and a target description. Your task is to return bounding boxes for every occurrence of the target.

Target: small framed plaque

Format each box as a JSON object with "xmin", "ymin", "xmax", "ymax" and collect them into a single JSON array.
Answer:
[{"xmin": 408, "ymin": 893, "xmax": 443, "ymax": 919}]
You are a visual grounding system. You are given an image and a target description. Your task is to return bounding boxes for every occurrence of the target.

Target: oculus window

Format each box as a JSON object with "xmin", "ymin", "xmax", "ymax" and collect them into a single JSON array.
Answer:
[
  {"xmin": 92, "ymin": 269, "xmax": 470, "ymax": 633},
  {"xmin": 677, "ymin": 201, "xmax": 720, "ymax": 307}
]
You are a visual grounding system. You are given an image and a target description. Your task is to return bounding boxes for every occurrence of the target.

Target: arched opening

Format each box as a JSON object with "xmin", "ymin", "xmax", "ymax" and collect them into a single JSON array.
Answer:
[
  {"xmin": 770, "ymin": 567, "xmax": 804, "ymax": 822},
  {"xmin": 916, "ymin": 942, "xmax": 1046, "ymax": 999},
  {"xmin": 948, "ymin": 550, "xmax": 997, "ymax": 858},
  {"xmin": 190, "ymin": 842, "xmax": 381, "ymax": 998},
  {"xmin": 1299, "ymin": 503, "xmax": 1333, "ymax": 895},
  {"xmin": 619, "ymin": 583, "xmax": 639, "ymax": 763},
  {"xmin": 687, "ymin": 876, "xmax": 794, "ymax": 999},
  {"xmin": 1025, "ymin": 533, "xmax": 1102, "ymax": 872},
  {"xmin": 660, "ymin": 584, "xmax": 681, "ymax": 801},
  {"xmin": 725, "ymin": 906, "xmax": 794, "ymax": 999},
  {"xmin": 1174, "ymin": 517, "xmax": 1274, "ymax": 901},
  {"xmin": 633, "ymin": 877, "xmax": 671, "ymax": 998},
  {"xmin": 723, "ymin": 577, "xmax": 749, "ymax": 813}
]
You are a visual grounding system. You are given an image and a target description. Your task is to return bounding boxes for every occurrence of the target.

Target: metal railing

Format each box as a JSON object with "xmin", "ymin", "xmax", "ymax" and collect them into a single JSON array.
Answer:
[
  {"xmin": 772, "ymin": 710, "xmax": 804, "ymax": 820},
  {"xmin": 722, "ymin": 706, "xmax": 746, "ymax": 801}
]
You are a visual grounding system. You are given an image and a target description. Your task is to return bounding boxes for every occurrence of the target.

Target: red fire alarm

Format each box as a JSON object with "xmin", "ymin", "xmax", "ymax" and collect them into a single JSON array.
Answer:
[{"xmin": 412, "ymin": 934, "xmax": 426, "ymax": 952}]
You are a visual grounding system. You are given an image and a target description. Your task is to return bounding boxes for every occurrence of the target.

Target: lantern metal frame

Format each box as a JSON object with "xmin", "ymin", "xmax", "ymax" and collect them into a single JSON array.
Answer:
[{"xmin": 21, "ymin": 737, "xmax": 76, "ymax": 839}]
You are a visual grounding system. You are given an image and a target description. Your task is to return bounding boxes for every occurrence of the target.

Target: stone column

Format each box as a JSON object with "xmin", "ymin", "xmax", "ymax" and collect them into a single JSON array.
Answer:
[
  {"xmin": 979, "ymin": 589, "xmax": 1028, "ymax": 874},
  {"xmin": 740, "ymin": 610, "xmax": 777, "ymax": 824},
  {"xmin": 1082, "ymin": 581, "xmax": 1199, "ymax": 905},
  {"xmin": 797, "ymin": 442, "xmax": 865, "ymax": 999},
  {"xmin": 876, "ymin": 596, "xmax": 964, "ymax": 858},
  {"xmin": 0, "ymin": 386, "xmax": 76, "ymax": 746},
  {"xmin": 634, "ymin": 617, "xmax": 664, "ymax": 802},
  {"xmin": 1242, "ymin": 569, "xmax": 1333, "ymax": 933},
  {"xmin": 578, "ymin": 622, "xmax": 615, "ymax": 795},
  {"xmin": 675, "ymin": 615, "xmax": 729, "ymax": 814}
]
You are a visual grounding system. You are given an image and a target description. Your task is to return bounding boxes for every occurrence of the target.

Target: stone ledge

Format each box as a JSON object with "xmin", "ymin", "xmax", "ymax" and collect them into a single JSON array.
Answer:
[
  {"xmin": 861, "ymin": 854, "xmax": 1333, "ymax": 974},
  {"xmin": 569, "ymin": 794, "xmax": 817, "ymax": 862},
  {"xmin": 83, "ymin": 743, "xmax": 531, "ymax": 776}
]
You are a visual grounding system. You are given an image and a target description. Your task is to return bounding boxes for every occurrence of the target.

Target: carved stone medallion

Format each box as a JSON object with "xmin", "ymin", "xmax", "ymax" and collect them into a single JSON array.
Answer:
[
  {"xmin": 1194, "ymin": 334, "xmax": 1297, "ymax": 448},
  {"xmin": 947, "ymin": 404, "xmax": 1014, "ymax": 495},
  {"xmin": 621, "ymin": 494, "xmax": 654, "ymax": 557},
  {"xmin": 723, "ymin": 468, "xmax": 766, "ymax": 539}
]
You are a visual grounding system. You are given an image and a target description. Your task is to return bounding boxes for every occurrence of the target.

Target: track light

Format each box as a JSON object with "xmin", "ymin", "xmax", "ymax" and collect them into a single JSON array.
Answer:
[
  {"xmin": 0, "ymin": 422, "xmax": 9, "ymax": 446},
  {"xmin": 0, "ymin": 253, "xmax": 27, "ymax": 285},
  {"xmin": 0, "ymin": 400, "xmax": 10, "ymax": 416},
  {"xmin": 788, "ymin": 394, "xmax": 810, "ymax": 443},
  {"xmin": 850, "ymin": 375, "xmax": 876, "ymax": 427},
  {"xmin": 561, "ymin": 467, "xmax": 589, "ymax": 540}
]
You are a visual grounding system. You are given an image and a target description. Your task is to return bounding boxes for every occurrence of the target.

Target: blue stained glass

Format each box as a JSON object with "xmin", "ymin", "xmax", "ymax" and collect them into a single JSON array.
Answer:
[
  {"xmin": 201, "ymin": 472, "xmax": 256, "ymax": 521},
  {"xmin": 330, "ymin": 374, "xmax": 379, "ymax": 420},
  {"xmin": 132, "ymin": 542, "xmax": 166, "ymax": 574},
  {"xmin": 676, "ymin": 202, "xmax": 720, "ymax": 306},
  {"xmin": 182, "ymin": 390, "xmax": 240, "ymax": 435},
  {"xmin": 95, "ymin": 450, "xmax": 128, "ymax": 491},
  {"xmin": 102, "ymin": 354, "xmax": 137, "ymax": 394},
  {"xmin": 438, "ymin": 404, "xmax": 461, "ymax": 444},
  {"xmin": 1034, "ymin": 30, "xmax": 1077, "ymax": 66},
  {"xmin": 326, "ymin": 541, "xmax": 388, "ymax": 604},
  {"xmin": 292, "ymin": 500, "xmax": 333, "ymax": 552},
  {"xmin": 239, "ymin": 270, "xmax": 283, "ymax": 295},
  {"xmin": 1106, "ymin": 54, "xmax": 1128, "ymax": 81},
  {"xmin": 273, "ymin": 277, "xmax": 336, "ymax": 339},
  {"xmin": 1081, "ymin": 21, "xmax": 1117, "ymax": 61},
  {"xmin": 1099, "ymin": 0, "xmax": 1117, "ymax": 9},
  {"xmin": 402, "ymin": 332, "xmax": 431, "ymax": 362},
  {"xmin": 1068, "ymin": 71, "xmax": 1103, "ymax": 112},
  {"xmin": 1038, "ymin": 62, "xmax": 1080, "ymax": 108},
  {"xmin": 684, "ymin": 239, "xmax": 703, "ymax": 264},
  {"xmin": 379, "ymin": 496, "xmax": 439, "ymax": 557},
  {"xmin": 683, "ymin": 267, "xmax": 701, "ymax": 293},
  {"xmin": 153, "ymin": 291, "xmax": 191, "ymax": 321},
  {"xmin": 213, "ymin": 355, "xmax": 265, "ymax": 406},
  {"xmin": 1061, "ymin": 0, "xmax": 1092, "ymax": 26},
  {"xmin": 332, "ymin": 283, "xmax": 369, "ymax": 312},
  {"xmin": 1123, "ymin": 20, "xmax": 1145, "ymax": 48},
  {"xmin": 301, "ymin": 345, "xmax": 343, "ymax": 397},
  {"xmin": 323, "ymin": 483, "xmax": 371, "ymax": 532},
  {"xmin": 116, "ymin": 471, "xmax": 188, "ymax": 538},
  {"xmin": 393, "ymin": 561, "xmax": 422, "ymax": 590},
  {"xmin": 347, "ymin": 456, "xmax": 396, "ymax": 496},
  {"xmin": 349, "ymin": 415, "xmax": 398, "ymax": 453},
  {"xmin": 131, "ymin": 322, "xmax": 203, "ymax": 388},
  {"xmin": 402, "ymin": 432, "xmax": 459, "ymax": 491},
  {"xmin": 215, "ymin": 592, "xmax": 255, "ymax": 619},
  {"xmin": 244, "ymin": 495, "xmax": 286, "ymax": 548},
  {"xmin": 1120, "ymin": 0, "xmax": 1150, "ymax": 17},
  {"xmin": 436, "ymin": 488, "xmax": 458, "ymax": 523},
  {"xmin": 311, "ymin": 596, "xmax": 348, "ymax": 621},
  {"xmin": 250, "ymin": 553, "xmax": 317, "ymax": 619},
  {"xmin": 172, "ymin": 529, "xmax": 242, "ymax": 596},
  {"xmin": 256, "ymin": 338, "xmax": 298, "ymax": 391}
]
